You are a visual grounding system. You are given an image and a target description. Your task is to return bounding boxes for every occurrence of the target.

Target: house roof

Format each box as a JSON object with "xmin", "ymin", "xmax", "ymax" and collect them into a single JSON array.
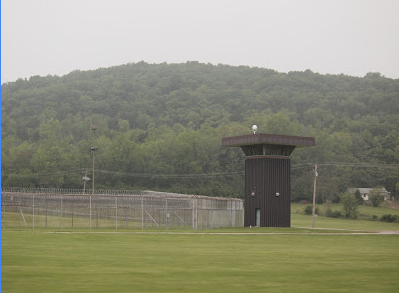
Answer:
[
  {"xmin": 348, "ymin": 187, "xmax": 390, "ymax": 195},
  {"xmin": 358, "ymin": 188, "xmax": 373, "ymax": 194}
]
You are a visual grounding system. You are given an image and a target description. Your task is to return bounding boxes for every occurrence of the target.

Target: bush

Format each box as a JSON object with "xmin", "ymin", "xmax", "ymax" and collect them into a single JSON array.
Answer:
[
  {"xmin": 326, "ymin": 209, "xmax": 342, "ymax": 218},
  {"xmin": 304, "ymin": 205, "xmax": 319, "ymax": 215},
  {"xmin": 369, "ymin": 188, "xmax": 385, "ymax": 207},
  {"xmin": 371, "ymin": 215, "xmax": 379, "ymax": 221},
  {"xmin": 381, "ymin": 214, "xmax": 399, "ymax": 223},
  {"xmin": 354, "ymin": 189, "xmax": 363, "ymax": 205},
  {"xmin": 339, "ymin": 191, "xmax": 359, "ymax": 219}
]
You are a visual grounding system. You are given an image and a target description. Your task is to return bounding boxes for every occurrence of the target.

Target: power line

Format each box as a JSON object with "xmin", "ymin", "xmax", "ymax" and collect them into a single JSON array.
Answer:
[
  {"xmin": 2, "ymin": 169, "xmax": 83, "ymax": 177},
  {"xmin": 3, "ymin": 161, "xmax": 398, "ymax": 179},
  {"xmin": 318, "ymin": 162, "xmax": 399, "ymax": 169}
]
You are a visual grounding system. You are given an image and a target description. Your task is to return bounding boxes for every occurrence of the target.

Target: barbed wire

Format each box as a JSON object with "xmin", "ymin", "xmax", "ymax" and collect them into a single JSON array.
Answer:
[
  {"xmin": 2, "ymin": 169, "xmax": 245, "ymax": 179},
  {"xmin": 0, "ymin": 187, "xmax": 144, "ymax": 195},
  {"xmin": 94, "ymin": 169, "xmax": 245, "ymax": 178}
]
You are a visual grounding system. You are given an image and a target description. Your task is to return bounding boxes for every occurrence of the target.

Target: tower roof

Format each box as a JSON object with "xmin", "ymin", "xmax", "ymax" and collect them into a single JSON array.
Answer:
[{"xmin": 222, "ymin": 133, "xmax": 315, "ymax": 148}]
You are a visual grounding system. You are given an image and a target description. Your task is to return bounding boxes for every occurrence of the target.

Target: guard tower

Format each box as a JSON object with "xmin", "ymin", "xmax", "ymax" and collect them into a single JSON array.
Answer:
[{"xmin": 222, "ymin": 130, "xmax": 315, "ymax": 227}]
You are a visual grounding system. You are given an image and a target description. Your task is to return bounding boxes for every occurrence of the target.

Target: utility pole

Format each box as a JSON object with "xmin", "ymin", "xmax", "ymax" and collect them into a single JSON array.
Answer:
[
  {"xmin": 312, "ymin": 162, "xmax": 318, "ymax": 228},
  {"xmin": 90, "ymin": 126, "xmax": 98, "ymax": 230},
  {"xmin": 91, "ymin": 147, "xmax": 97, "ymax": 196}
]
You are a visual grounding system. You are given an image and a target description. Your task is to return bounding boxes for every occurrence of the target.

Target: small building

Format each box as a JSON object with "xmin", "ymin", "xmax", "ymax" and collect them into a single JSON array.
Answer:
[
  {"xmin": 222, "ymin": 132, "xmax": 315, "ymax": 227},
  {"xmin": 348, "ymin": 187, "xmax": 391, "ymax": 201}
]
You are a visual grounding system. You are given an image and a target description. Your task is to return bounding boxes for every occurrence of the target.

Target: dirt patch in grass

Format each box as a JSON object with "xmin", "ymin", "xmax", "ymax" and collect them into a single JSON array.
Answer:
[{"xmin": 388, "ymin": 201, "xmax": 399, "ymax": 209}]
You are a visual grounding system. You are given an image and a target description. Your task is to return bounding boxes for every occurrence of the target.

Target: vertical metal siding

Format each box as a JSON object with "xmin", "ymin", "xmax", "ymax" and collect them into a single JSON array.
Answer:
[{"xmin": 244, "ymin": 157, "xmax": 291, "ymax": 227}]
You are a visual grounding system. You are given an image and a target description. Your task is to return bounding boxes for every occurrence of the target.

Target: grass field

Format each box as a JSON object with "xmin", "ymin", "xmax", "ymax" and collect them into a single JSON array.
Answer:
[
  {"xmin": 2, "ymin": 230, "xmax": 399, "ymax": 293},
  {"xmin": 292, "ymin": 213, "xmax": 399, "ymax": 231},
  {"xmin": 2, "ymin": 204, "xmax": 399, "ymax": 293},
  {"xmin": 292, "ymin": 202, "xmax": 399, "ymax": 219}
]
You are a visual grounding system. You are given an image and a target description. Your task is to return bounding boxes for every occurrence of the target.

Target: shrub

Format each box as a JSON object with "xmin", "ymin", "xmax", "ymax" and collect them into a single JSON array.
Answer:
[
  {"xmin": 371, "ymin": 215, "xmax": 379, "ymax": 221},
  {"xmin": 369, "ymin": 188, "xmax": 384, "ymax": 207},
  {"xmin": 381, "ymin": 214, "xmax": 399, "ymax": 223},
  {"xmin": 354, "ymin": 189, "xmax": 363, "ymax": 205},
  {"xmin": 326, "ymin": 209, "xmax": 342, "ymax": 218},
  {"xmin": 304, "ymin": 205, "xmax": 319, "ymax": 215},
  {"xmin": 339, "ymin": 191, "xmax": 359, "ymax": 219}
]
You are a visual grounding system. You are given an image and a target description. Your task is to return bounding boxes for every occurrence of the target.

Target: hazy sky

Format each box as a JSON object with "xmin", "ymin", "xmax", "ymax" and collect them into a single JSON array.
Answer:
[{"xmin": 2, "ymin": 0, "xmax": 399, "ymax": 83}]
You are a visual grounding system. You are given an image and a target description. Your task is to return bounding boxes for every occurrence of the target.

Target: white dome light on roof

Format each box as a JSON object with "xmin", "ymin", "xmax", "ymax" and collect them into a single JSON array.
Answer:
[{"xmin": 252, "ymin": 125, "xmax": 258, "ymax": 134}]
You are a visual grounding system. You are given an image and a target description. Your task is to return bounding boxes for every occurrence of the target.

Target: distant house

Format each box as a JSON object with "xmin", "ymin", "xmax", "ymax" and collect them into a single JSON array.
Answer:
[{"xmin": 348, "ymin": 187, "xmax": 391, "ymax": 201}]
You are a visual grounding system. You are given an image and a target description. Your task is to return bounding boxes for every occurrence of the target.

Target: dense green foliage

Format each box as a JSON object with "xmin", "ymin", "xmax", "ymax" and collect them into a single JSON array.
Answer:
[
  {"xmin": 2, "ymin": 62, "xmax": 399, "ymax": 200},
  {"xmin": 381, "ymin": 214, "xmax": 399, "ymax": 223},
  {"xmin": 354, "ymin": 189, "xmax": 363, "ymax": 205},
  {"xmin": 303, "ymin": 205, "xmax": 319, "ymax": 215},
  {"xmin": 369, "ymin": 187, "xmax": 385, "ymax": 207},
  {"xmin": 339, "ymin": 191, "xmax": 359, "ymax": 219}
]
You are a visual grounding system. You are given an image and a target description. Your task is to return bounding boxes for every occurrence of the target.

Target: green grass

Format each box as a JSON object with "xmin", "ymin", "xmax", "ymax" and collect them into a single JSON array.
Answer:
[
  {"xmin": 2, "ymin": 231, "xmax": 399, "ymax": 293},
  {"xmin": 292, "ymin": 202, "xmax": 399, "ymax": 231},
  {"xmin": 292, "ymin": 214, "xmax": 399, "ymax": 231},
  {"xmin": 292, "ymin": 202, "xmax": 399, "ymax": 218},
  {"xmin": 2, "ymin": 204, "xmax": 399, "ymax": 292}
]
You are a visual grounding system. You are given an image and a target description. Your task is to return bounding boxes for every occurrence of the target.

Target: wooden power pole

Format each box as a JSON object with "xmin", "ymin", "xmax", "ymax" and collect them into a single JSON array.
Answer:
[
  {"xmin": 312, "ymin": 163, "xmax": 318, "ymax": 228},
  {"xmin": 89, "ymin": 125, "xmax": 98, "ymax": 230}
]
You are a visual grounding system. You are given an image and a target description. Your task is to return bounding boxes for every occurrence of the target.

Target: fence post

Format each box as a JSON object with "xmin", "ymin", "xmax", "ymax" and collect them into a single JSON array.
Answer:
[
  {"xmin": 61, "ymin": 196, "xmax": 63, "ymax": 229},
  {"xmin": 33, "ymin": 194, "xmax": 35, "ymax": 229},
  {"xmin": 231, "ymin": 200, "xmax": 233, "ymax": 228},
  {"xmin": 141, "ymin": 195, "xmax": 144, "ymax": 230},
  {"xmin": 89, "ymin": 195, "xmax": 92, "ymax": 230},
  {"xmin": 166, "ymin": 198, "xmax": 168, "ymax": 230},
  {"xmin": 125, "ymin": 203, "xmax": 128, "ymax": 228},
  {"xmin": 115, "ymin": 195, "xmax": 118, "ymax": 230},
  {"xmin": 2, "ymin": 204, "xmax": 5, "ymax": 229},
  {"xmin": 192, "ymin": 198, "xmax": 194, "ymax": 230},
  {"xmin": 192, "ymin": 197, "xmax": 197, "ymax": 230},
  {"xmin": 195, "ymin": 199, "xmax": 198, "ymax": 230},
  {"xmin": 46, "ymin": 194, "xmax": 48, "ymax": 228}
]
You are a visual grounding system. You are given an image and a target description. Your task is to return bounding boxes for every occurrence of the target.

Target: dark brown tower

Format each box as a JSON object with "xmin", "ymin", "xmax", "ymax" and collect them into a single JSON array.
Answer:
[{"xmin": 222, "ymin": 133, "xmax": 315, "ymax": 227}]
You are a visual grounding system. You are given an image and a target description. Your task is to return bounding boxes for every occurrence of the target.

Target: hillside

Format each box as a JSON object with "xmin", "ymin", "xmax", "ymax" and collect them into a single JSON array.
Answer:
[{"xmin": 2, "ymin": 62, "xmax": 399, "ymax": 200}]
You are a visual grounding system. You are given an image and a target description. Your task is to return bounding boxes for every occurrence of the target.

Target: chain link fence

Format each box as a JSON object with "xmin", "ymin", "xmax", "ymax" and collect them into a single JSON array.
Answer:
[{"xmin": 1, "ymin": 188, "xmax": 243, "ymax": 230}]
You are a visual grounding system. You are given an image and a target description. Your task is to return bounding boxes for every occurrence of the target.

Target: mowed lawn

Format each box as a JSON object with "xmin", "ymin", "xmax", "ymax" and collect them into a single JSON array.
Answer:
[{"xmin": 2, "ymin": 231, "xmax": 399, "ymax": 293}]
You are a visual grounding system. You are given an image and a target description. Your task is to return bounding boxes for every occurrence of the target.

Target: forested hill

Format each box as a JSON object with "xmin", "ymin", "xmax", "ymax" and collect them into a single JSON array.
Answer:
[{"xmin": 2, "ymin": 61, "xmax": 399, "ymax": 201}]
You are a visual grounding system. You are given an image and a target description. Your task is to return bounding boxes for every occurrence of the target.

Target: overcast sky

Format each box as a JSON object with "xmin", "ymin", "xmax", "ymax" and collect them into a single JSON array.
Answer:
[{"xmin": 2, "ymin": 0, "xmax": 399, "ymax": 83}]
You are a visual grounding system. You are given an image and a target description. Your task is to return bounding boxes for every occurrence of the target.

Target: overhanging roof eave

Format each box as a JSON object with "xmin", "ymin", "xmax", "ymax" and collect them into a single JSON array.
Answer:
[{"xmin": 222, "ymin": 133, "xmax": 315, "ymax": 148}]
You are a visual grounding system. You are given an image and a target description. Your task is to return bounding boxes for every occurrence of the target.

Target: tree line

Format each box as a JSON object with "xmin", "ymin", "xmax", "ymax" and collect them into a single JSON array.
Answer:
[{"xmin": 2, "ymin": 62, "xmax": 399, "ymax": 201}]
